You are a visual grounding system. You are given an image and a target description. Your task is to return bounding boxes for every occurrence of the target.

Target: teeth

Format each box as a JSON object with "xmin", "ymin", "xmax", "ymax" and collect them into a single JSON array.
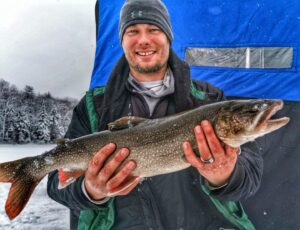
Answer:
[{"xmin": 138, "ymin": 51, "xmax": 155, "ymax": 56}]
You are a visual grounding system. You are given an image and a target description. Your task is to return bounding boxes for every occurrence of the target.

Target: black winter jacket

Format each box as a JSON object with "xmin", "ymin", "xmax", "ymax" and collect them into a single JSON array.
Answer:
[{"xmin": 47, "ymin": 50, "xmax": 263, "ymax": 230}]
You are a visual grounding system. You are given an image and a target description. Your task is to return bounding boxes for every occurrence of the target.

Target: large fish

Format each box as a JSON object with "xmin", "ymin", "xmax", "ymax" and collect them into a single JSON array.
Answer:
[{"xmin": 0, "ymin": 99, "xmax": 289, "ymax": 220}]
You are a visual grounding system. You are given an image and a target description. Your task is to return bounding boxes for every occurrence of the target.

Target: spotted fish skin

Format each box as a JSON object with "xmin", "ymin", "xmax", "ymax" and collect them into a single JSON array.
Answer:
[{"xmin": 0, "ymin": 99, "xmax": 289, "ymax": 219}]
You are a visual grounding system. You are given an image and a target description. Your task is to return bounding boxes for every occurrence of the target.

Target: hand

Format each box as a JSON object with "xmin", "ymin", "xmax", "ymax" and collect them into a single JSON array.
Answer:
[
  {"xmin": 84, "ymin": 143, "xmax": 141, "ymax": 201},
  {"xmin": 183, "ymin": 120, "xmax": 239, "ymax": 187}
]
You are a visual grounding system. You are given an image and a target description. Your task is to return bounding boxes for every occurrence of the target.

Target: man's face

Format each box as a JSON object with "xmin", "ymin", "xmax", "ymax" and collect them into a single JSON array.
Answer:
[{"xmin": 122, "ymin": 24, "xmax": 170, "ymax": 75}]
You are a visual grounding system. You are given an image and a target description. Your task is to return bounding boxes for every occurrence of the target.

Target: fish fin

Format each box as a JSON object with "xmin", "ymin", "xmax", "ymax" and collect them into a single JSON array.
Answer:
[
  {"xmin": 107, "ymin": 176, "xmax": 141, "ymax": 196},
  {"xmin": 58, "ymin": 168, "xmax": 85, "ymax": 189},
  {"xmin": 6, "ymin": 178, "xmax": 41, "ymax": 220},
  {"xmin": 0, "ymin": 158, "xmax": 44, "ymax": 220},
  {"xmin": 108, "ymin": 116, "xmax": 148, "ymax": 131}
]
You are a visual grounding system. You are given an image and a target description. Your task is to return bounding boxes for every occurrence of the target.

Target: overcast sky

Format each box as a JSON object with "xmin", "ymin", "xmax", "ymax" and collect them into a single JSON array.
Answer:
[{"xmin": 0, "ymin": 0, "xmax": 97, "ymax": 99}]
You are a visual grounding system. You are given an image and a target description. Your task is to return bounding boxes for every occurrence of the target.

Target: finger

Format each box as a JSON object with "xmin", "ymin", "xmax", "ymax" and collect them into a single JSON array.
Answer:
[
  {"xmin": 108, "ymin": 176, "xmax": 141, "ymax": 197},
  {"xmin": 100, "ymin": 148, "xmax": 129, "ymax": 182},
  {"xmin": 86, "ymin": 143, "xmax": 116, "ymax": 177},
  {"xmin": 183, "ymin": 141, "xmax": 204, "ymax": 170},
  {"xmin": 194, "ymin": 125, "xmax": 212, "ymax": 161},
  {"xmin": 201, "ymin": 120, "xmax": 224, "ymax": 156},
  {"xmin": 106, "ymin": 160, "xmax": 137, "ymax": 190}
]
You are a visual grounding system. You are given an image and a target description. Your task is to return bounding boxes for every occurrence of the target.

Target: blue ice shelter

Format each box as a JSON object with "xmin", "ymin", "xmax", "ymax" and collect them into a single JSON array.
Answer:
[{"xmin": 90, "ymin": 1, "xmax": 300, "ymax": 229}]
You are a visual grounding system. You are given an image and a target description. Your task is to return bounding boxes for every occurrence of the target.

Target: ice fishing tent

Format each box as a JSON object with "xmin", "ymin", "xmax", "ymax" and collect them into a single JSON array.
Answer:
[{"xmin": 90, "ymin": 0, "xmax": 300, "ymax": 229}]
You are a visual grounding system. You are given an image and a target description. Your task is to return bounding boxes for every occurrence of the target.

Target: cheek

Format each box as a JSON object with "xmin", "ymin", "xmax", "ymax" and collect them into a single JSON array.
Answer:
[
  {"xmin": 122, "ymin": 39, "xmax": 136, "ymax": 54},
  {"xmin": 160, "ymin": 41, "xmax": 170, "ymax": 58},
  {"xmin": 163, "ymin": 45, "xmax": 170, "ymax": 59}
]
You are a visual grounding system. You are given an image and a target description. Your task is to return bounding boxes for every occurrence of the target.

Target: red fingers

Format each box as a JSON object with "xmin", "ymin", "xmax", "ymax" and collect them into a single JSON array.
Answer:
[
  {"xmin": 86, "ymin": 143, "xmax": 116, "ymax": 177},
  {"xmin": 100, "ymin": 148, "xmax": 130, "ymax": 183},
  {"xmin": 183, "ymin": 120, "xmax": 239, "ymax": 187},
  {"xmin": 106, "ymin": 160, "xmax": 137, "ymax": 191},
  {"xmin": 84, "ymin": 143, "xmax": 139, "ymax": 201}
]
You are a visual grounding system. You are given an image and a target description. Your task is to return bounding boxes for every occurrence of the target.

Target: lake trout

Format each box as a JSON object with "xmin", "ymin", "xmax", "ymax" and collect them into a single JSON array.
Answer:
[{"xmin": 0, "ymin": 99, "xmax": 289, "ymax": 220}]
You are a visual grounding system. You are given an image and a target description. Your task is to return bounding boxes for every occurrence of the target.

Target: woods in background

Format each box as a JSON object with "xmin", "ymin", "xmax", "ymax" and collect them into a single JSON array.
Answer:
[{"xmin": 0, "ymin": 79, "xmax": 77, "ymax": 144}]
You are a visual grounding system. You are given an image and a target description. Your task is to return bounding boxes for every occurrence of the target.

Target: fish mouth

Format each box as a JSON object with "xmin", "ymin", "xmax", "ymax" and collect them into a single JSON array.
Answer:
[{"xmin": 256, "ymin": 100, "xmax": 290, "ymax": 132}]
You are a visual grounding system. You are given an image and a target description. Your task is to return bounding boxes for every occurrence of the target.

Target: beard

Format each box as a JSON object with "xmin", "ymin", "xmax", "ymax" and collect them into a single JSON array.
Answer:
[{"xmin": 131, "ymin": 62, "xmax": 167, "ymax": 74}]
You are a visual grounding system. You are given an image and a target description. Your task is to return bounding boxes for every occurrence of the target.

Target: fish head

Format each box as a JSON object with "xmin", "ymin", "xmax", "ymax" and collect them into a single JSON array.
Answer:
[{"xmin": 214, "ymin": 99, "xmax": 290, "ymax": 147}]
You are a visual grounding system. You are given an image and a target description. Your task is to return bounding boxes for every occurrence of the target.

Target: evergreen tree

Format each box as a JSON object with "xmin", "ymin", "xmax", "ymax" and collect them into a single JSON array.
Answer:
[
  {"xmin": 2, "ymin": 107, "xmax": 16, "ymax": 142},
  {"xmin": 62, "ymin": 111, "xmax": 72, "ymax": 134},
  {"xmin": 0, "ymin": 79, "xmax": 76, "ymax": 144},
  {"xmin": 32, "ymin": 106, "xmax": 51, "ymax": 143},
  {"xmin": 23, "ymin": 85, "xmax": 35, "ymax": 100},
  {"xmin": 14, "ymin": 111, "xmax": 31, "ymax": 143},
  {"xmin": 49, "ymin": 107, "xmax": 64, "ymax": 142},
  {"xmin": 4, "ymin": 123, "xmax": 15, "ymax": 143},
  {"xmin": 0, "ymin": 79, "xmax": 10, "ymax": 100}
]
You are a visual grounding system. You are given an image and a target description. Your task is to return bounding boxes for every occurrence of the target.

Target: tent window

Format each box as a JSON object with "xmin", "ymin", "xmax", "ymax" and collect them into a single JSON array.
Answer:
[{"xmin": 185, "ymin": 47, "xmax": 293, "ymax": 69}]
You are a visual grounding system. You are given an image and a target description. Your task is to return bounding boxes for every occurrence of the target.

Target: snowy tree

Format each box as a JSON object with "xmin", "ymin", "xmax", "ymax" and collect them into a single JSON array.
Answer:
[
  {"xmin": 0, "ymin": 79, "xmax": 10, "ymax": 100},
  {"xmin": 0, "ymin": 81, "xmax": 20, "ymax": 142},
  {"xmin": 0, "ymin": 100, "xmax": 6, "ymax": 140},
  {"xmin": 4, "ymin": 123, "xmax": 15, "ymax": 143},
  {"xmin": 0, "ymin": 80, "xmax": 13, "ymax": 140},
  {"xmin": 23, "ymin": 85, "xmax": 35, "ymax": 100},
  {"xmin": 49, "ymin": 107, "xmax": 64, "ymax": 141},
  {"xmin": 0, "ymin": 79, "xmax": 76, "ymax": 144},
  {"xmin": 14, "ymin": 111, "xmax": 31, "ymax": 143},
  {"xmin": 62, "ymin": 110, "xmax": 72, "ymax": 134},
  {"xmin": 32, "ymin": 106, "xmax": 51, "ymax": 143},
  {"xmin": 1, "ymin": 106, "xmax": 15, "ymax": 142}
]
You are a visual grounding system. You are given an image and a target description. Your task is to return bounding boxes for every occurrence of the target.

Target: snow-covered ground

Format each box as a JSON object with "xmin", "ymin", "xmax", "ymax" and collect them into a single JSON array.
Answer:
[{"xmin": 0, "ymin": 144, "xmax": 69, "ymax": 230}]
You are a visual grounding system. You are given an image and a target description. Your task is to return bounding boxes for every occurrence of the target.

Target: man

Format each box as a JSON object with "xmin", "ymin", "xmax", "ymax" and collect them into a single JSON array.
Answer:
[{"xmin": 47, "ymin": 0, "xmax": 263, "ymax": 229}]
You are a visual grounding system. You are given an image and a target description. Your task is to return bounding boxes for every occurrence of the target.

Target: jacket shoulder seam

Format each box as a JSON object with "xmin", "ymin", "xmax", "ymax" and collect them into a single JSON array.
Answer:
[
  {"xmin": 85, "ymin": 87, "xmax": 105, "ymax": 133},
  {"xmin": 190, "ymin": 80, "xmax": 206, "ymax": 100}
]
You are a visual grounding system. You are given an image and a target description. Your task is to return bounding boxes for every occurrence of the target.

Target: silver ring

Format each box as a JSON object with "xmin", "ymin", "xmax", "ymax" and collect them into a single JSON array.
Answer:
[{"xmin": 200, "ymin": 156, "xmax": 214, "ymax": 164}]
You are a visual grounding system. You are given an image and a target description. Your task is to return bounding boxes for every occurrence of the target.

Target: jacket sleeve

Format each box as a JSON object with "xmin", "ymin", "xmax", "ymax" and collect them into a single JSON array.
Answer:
[
  {"xmin": 47, "ymin": 97, "xmax": 109, "ymax": 210},
  {"xmin": 206, "ymin": 141, "xmax": 263, "ymax": 201}
]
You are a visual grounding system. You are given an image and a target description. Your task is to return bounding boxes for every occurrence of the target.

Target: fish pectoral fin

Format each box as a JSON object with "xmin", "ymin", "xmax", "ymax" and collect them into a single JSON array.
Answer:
[
  {"xmin": 108, "ymin": 116, "xmax": 148, "ymax": 131},
  {"xmin": 58, "ymin": 168, "xmax": 85, "ymax": 189},
  {"xmin": 107, "ymin": 176, "xmax": 141, "ymax": 197}
]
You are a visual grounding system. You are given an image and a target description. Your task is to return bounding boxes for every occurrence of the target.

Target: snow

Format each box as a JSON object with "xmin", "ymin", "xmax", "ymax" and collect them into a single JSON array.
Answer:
[{"xmin": 0, "ymin": 144, "xmax": 69, "ymax": 230}]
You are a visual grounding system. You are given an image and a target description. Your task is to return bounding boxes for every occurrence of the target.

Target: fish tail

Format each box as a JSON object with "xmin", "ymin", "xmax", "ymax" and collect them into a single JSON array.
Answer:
[{"xmin": 0, "ymin": 158, "xmax": 43, "ymax": 220}]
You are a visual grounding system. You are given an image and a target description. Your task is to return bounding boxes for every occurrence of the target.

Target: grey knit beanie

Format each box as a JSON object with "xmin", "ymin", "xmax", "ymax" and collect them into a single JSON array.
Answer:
[{"xmin": 119, "ymin": 0, "xmax": 173, "ymax": 43}]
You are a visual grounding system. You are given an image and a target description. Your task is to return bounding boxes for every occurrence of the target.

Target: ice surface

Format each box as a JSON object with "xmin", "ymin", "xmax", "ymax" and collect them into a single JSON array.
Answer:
[{"xmin": 0, "ymin": 144, "xmax": 69, "ymax": 230}]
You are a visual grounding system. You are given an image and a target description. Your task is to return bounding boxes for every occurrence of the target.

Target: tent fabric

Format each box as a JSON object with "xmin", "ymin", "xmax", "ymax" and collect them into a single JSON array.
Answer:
[{"xmin": 90, "ymin": 0, "xmax": 300, "ymax": 101}]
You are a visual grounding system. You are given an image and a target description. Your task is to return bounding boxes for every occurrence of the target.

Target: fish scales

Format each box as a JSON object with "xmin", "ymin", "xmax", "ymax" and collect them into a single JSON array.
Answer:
[{"xmin": 0, "ymin": 99, "xmax": 290, "ymax": 219}]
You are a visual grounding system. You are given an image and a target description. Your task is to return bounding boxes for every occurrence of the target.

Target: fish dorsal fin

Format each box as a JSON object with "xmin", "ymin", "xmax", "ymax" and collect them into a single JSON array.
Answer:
[{"xmin": 108, "ymin": 116, "xmax": 148, "ymax": 131}]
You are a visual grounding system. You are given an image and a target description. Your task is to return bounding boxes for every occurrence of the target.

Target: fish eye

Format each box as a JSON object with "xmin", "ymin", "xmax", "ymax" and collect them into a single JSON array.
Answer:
[
  {"xmin": 261, "ymin": 103, "xmax": 268, "ymax": 109},
  {"xmin": 253, "ymin": 103, "xmax": 268, "ymax": 111},
  {"xmin": 258, "ymin": 103, "xmax": 268, "ymax": 111}
]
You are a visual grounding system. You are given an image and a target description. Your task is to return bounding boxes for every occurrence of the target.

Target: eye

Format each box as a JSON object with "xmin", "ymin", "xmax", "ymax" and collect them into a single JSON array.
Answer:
[
  {"xmin": 149, "ymin": 28, "xmax": 161, "ymax": 33},
  {"xmin": 126, "ymin": 29, "xmax": 138, "ymax": 35}
]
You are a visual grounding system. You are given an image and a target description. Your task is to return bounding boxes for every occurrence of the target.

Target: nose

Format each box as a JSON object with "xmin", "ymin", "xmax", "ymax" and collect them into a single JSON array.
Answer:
[{"xmin": 137, "ymin": 31, "xmax": 151, "ymax": 46}]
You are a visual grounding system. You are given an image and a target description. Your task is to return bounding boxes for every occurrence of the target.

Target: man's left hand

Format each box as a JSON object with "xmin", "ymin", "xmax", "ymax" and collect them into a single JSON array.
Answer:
[{"xmin": 183, "ymin": 120, "xmax": 239, "ymax": 187}]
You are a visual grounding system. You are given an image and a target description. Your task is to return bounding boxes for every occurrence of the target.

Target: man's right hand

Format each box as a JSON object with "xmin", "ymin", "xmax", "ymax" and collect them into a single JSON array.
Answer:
[{"xmin": 84, "ymin": 143, "xmax": 140, "ymax": 201}]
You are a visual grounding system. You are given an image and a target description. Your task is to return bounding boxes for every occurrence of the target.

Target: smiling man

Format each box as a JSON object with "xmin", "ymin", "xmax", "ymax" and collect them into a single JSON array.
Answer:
[{"xmin": 47, "ymin": 0, "xmax": 263, "ymax": 229}]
